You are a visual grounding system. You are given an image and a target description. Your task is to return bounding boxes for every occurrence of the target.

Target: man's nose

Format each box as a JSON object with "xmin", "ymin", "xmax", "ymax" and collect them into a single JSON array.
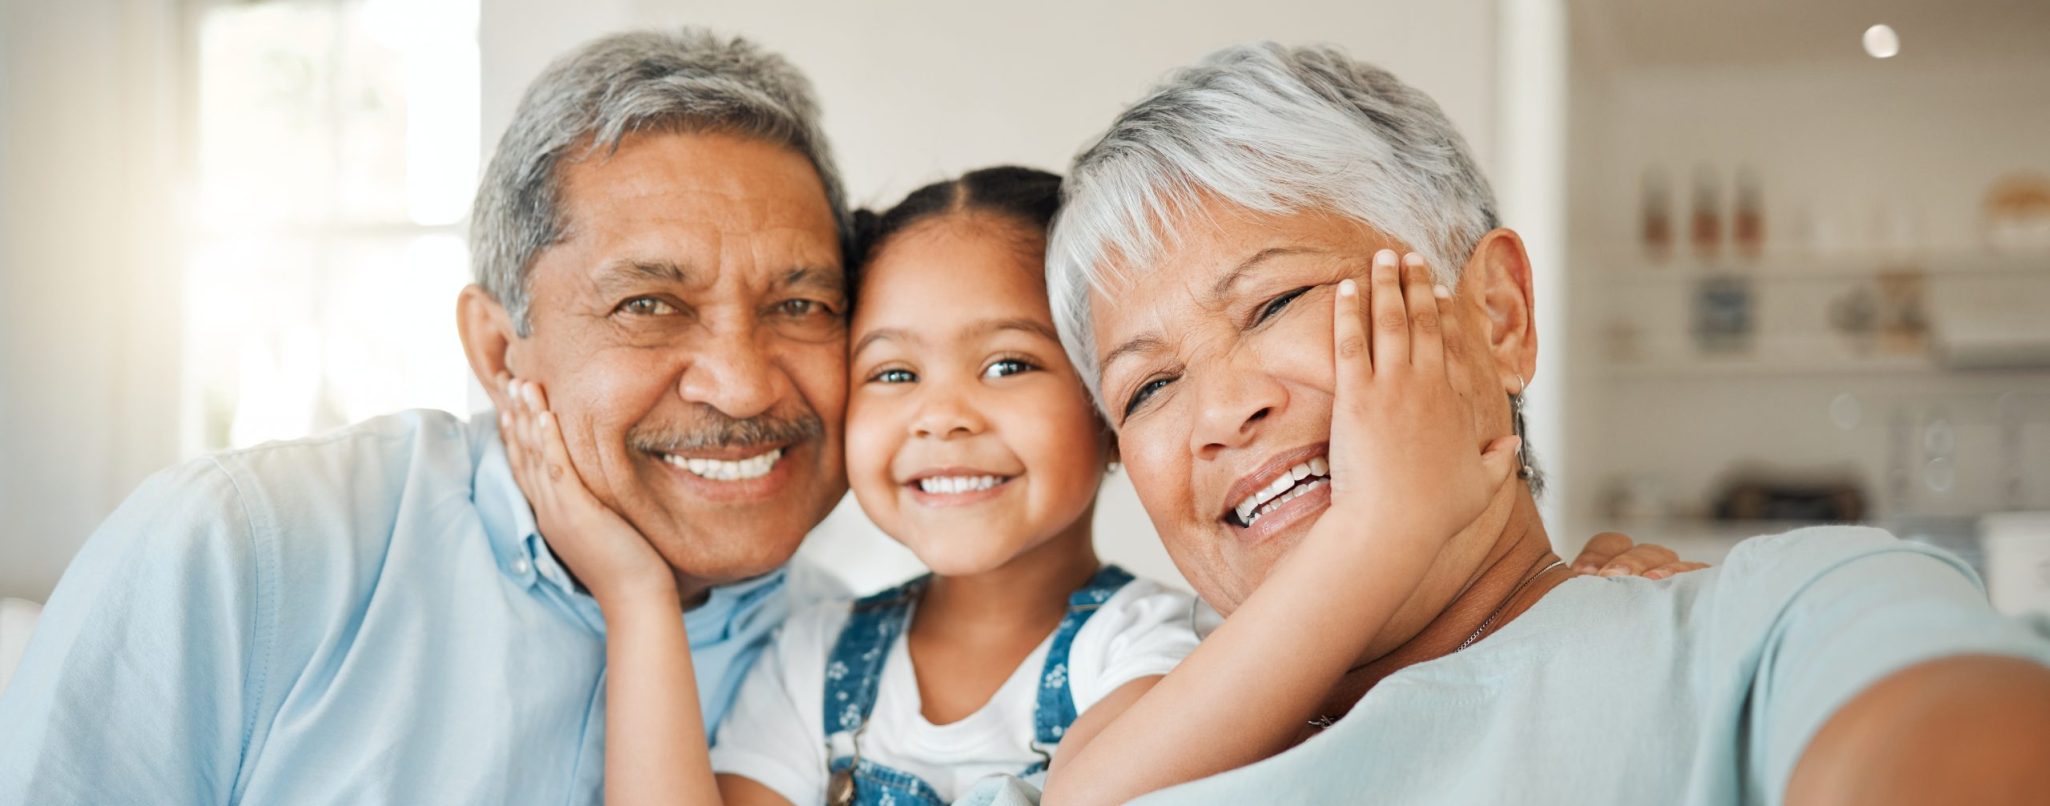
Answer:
[
  {"xmin": 1190, "ymin": 354, "xmax": 1285, "ymax": 460},
  {"xmin": 675, "ymin": 325, "xmax": 789, "ymax": 420}
]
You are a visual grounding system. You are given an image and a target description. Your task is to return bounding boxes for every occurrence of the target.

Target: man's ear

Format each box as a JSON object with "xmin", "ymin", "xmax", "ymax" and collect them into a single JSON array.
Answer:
[
  {"xmin": 457, "ymin": 284, "xmax": 522, "ymax": 411},
  {"xmin": 1460, "ymin": 228, "xmax": 1539, "ymax": 393}
]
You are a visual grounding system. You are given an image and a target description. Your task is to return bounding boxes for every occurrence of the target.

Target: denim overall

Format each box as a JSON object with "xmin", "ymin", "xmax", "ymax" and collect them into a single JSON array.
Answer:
[{"xmin": 821, "ymin": 565, "xmax": 1136, "ymax": 806}]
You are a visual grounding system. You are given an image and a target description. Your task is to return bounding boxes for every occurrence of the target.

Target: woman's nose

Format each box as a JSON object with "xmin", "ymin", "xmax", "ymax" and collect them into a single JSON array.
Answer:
[{"xmin": 1189, "ymin": 360, "xmax": 1285, "ymax": 458}]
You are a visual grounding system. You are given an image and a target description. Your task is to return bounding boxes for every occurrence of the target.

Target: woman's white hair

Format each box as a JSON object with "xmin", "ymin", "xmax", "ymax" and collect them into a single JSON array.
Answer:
[{"xmin": 1047, "ymin": 42, "xmax": 1499, "ymax": 403}]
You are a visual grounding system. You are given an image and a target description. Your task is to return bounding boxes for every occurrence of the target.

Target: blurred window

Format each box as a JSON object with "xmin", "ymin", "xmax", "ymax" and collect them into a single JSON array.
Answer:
[{"xmin": 185, "ymin": 0, "xmax": 479, "ymax": 452}]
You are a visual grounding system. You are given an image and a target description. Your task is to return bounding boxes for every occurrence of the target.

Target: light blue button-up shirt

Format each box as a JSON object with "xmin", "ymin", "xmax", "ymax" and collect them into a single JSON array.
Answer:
[{"xmin": 0, "ymin": 409, "xmax": 832, "ymax": 804}]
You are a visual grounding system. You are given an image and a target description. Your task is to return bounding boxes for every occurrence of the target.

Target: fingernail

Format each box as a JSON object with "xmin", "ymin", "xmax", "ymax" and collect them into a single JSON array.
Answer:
[
  {"xmin": 1403, "ymin": 252, "xmax": 1425, "ymax": 267},
  {"xmin": 1598, "ymin": 567, "xmax": 1628, "ymax": 577},
  {"xmin": 1338, "ymin": 278, "xmax": 1358, "ymax": 296},
  {"xmin": 1575, "ymin": 563, "xmax": 1597, "ymax": 574},
  {"xmin": 523, "ymin": 384, "xmax": 540, "ymax": 406},
  {"xmin": 1433, "ymin": 284, "xmax": 1452, "ymax": 299},
  {"xmin": 1374, "ymin": 249, "xmax": 1397, "ymax": 267}
]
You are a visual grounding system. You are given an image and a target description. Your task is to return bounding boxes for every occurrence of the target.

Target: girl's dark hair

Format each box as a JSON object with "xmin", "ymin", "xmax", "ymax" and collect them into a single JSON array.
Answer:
[{"xmin": 848, "ymin": 166, "xmax": 1063, "ymax": 287}]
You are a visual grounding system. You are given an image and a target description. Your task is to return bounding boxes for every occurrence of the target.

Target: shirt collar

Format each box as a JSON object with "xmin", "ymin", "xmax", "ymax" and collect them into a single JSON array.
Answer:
[{"xmin": 467, "ymin": 409, "xmax": 791, "ymax": 636}]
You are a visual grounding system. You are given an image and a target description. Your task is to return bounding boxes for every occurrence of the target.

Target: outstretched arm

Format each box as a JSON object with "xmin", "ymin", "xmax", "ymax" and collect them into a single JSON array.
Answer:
[
  {"xmin": 1043, "ymin": 251, "xmax": 1522, "ymax": 805},
  {"xmin": 1787, "ymin": 654, "xmax": 2050, "ymax": 805},
  {"xmin": 500, "ymin": 379, "xmax": 788, "ymax": 806}
]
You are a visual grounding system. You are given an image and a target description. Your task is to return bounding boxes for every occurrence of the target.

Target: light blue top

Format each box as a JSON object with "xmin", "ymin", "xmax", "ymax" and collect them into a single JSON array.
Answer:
[
  {"xmin": 1136, "ymin": 527, "xmax": 2050, "ymax": 805},
  {"xmin": 0, "ymin": 410, "xmax": 825, "ymax": 805}
]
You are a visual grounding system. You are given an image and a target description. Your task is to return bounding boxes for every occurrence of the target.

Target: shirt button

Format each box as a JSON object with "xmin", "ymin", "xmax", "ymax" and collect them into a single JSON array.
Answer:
[{"xmin": 511, "ymin": 558, "xmax": 532, "ymax": 576}]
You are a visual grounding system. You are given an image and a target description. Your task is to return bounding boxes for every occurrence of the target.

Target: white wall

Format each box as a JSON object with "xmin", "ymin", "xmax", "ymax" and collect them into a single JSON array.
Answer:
[
  {"xmin": 481, "ymin": 0, "xmax": 1509, "ymax": 593},
  {"xmin": 0, "ymin": 0, "xmax": 183, "ymax": 602}
]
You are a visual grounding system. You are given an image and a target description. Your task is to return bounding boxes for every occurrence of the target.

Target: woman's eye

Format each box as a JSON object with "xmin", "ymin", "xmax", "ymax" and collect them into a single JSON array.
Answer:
[
  {"xmin": 618, "ymin": 297, "xmax": 678, "ymax": 316},
  {"xmin": 982, "ymin": 358, "xmax": 1037, "ymax": 379},
  {"xmin": 1255, "ymin": 287, "xmax": 1312, "ymax": 324},
  {"xmin": 870, "ymin": 368, "xmax": 917, "ymax": 384},
  {"xmin": 1122, "ymin": 376, "xmax": 1173, "ymax": 419}
]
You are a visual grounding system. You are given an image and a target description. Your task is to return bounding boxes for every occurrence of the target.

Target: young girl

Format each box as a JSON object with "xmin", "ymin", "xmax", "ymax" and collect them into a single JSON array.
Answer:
[{"xmin": 498, "ymin": 166, "xmax": 1682, "ymax": 805}]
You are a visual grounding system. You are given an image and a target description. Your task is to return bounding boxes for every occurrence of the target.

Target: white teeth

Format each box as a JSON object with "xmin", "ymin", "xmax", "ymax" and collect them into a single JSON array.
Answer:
[
  {"xmin": 917, "ymin": 475, "xmax": 1005, "ymax": 495},
  {"xmin": 663, "ymin": 448, "xmax": 782, "ymax": 481},
  {"xmin": 1231, "ymin": 456, "xmax": 1333, "ymax": 527}
]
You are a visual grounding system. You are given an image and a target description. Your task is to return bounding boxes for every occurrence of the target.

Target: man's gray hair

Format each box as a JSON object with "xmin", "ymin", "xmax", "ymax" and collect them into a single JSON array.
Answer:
[
  {"xmin": 1047, "ymin": 42, "xmax": 1499, "ymax": 401},
  {"xmin": 471, "ymin": 28, "xmax": 849, "ymax": 332}
]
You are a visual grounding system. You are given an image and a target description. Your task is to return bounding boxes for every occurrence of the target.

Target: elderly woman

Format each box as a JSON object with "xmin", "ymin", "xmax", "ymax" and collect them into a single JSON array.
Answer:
[{"xmin": 1041, "ymin": 43, "xmax": 2050, "ymax": 805}]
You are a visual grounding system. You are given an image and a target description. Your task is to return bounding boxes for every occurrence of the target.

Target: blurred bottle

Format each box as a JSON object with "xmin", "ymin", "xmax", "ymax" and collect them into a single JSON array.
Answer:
[
  {"xmin": 1691, "ymin": 164, "xmax": 1722, "ymax": 260},
  {"xmin": 1641, "ymin": 167, "xmax": 1673, "ymax": 263},
  {"xmin": 1734, "ymin": 165, "xmax": 1765, "ymax": 260}
]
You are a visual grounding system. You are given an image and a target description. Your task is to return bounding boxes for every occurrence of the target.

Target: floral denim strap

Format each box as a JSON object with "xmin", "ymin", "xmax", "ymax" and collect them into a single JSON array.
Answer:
[
  {"xmin": 818, "ymin": 566, "xmax": 1137, "ymax": 802},
  {"xmin": 1026, "ymin": 564, "xmax": 1137, "ymax": 766},
  {"xmin": 822, "ymin": 576, "xmax": 929, "ymax": 740}
]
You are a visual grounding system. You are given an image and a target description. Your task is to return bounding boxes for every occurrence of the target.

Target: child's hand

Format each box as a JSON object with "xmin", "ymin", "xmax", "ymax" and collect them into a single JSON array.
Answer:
[
  {"xmin": 499, "ymin": 376, "xmax": 677, "ymax": 606},
  {"xmin": 1322, "ymin": 249, "xmax": 1523, "ymax": 554}
]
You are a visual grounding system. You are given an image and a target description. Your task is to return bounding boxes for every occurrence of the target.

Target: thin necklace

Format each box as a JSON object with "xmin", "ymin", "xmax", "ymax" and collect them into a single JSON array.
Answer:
[
  {"xmin": 1307, "ymin": 557, "xmax": 1566, "ymax": 730},
  {"xmin": 1456, "ymin": 558, "xmax": 1566, "ymax": 652}
]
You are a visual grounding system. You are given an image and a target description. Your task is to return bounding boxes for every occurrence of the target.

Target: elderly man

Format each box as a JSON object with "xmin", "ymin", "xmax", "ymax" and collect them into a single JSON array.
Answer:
[
  {"xmin": 1043, "ymin": 43, "xmax": 2050, "ymax": 805},
  {"xmin": 0, "ymin": 30, "xmax": 850, "ymax": 803}
]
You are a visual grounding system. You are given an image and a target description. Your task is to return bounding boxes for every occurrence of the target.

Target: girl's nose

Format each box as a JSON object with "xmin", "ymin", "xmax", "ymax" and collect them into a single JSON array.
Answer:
[{"xmin": 910, "ymin": 387, "xmax": 988, "ymax": 440}]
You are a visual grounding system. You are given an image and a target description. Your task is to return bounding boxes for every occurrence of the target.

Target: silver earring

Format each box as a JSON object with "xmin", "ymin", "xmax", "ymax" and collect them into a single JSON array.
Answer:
[
  {"xmin": 1509, "ymin": 374, "xmax": 1534, "ymax": 481},
  {"xmin": 1106, "ymin": 461, "xmax": 1121, "ymax": 475}
]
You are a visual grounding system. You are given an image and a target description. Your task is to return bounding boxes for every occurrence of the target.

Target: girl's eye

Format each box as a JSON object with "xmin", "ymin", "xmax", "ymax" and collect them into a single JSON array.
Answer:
[
  {"xmin": 982, "ymin": 358, "xmax": 1038, "ymax": 380},
  {"xmin": 870, "ymin": 368, "xmax": 917, "ymax": 384},
  {"xmin": 618, "ymin": 297, "xmax": 678, "ymax": 316},
  {"xmin": 1255, "ymin": 287, "xmax": 1312, "ymax": 324},
  {"xmin": 1122, "ymin": 376, "xmax": 1173, "ymax": 419}
]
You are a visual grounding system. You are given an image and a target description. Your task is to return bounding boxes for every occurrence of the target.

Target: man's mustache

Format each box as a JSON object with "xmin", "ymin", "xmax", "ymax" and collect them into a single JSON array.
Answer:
[{"xmin": 626, "ymin": 405, "xmax": 825, "ymax": 453}]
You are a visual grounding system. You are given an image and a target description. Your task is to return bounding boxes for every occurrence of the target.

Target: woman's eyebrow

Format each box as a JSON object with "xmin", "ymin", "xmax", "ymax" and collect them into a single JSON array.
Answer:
[
  {"xmin": 1209, "ymin": 246, "xmax": 1323, "ymax": 301},
  {"xmin": 1100, "ymin": 333, "xmax": 1167, "ymax": 381}
]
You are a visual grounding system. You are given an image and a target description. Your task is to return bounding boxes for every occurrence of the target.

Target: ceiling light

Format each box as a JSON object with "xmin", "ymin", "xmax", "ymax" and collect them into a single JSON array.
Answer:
[{"xmin": 1863, "ymin": 24, "xmax": 1900, "ymax": 59}]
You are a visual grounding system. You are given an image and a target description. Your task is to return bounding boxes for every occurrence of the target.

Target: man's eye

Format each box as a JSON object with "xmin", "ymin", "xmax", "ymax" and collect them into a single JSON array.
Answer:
[
  {"xmin": 1255, "ymin": 287, "xmax": 1311, "ymax": 324},
  {"xmin": 1122, "ymin": 376, "xmax": 1173, "ymax": 419},
  {"xmin": 982, "ymin": 358, "xmax": 1037, "ymax": 379},
  {"xmin": 618, "ymin": 297, "xmax": 678, "ymax": 316},
  {"xmin": 869, "ymin": 368, "xmax": 917, "ymax": 384},
  {"xmin": 775, "ymin": 299, "xmax": 835, "ymax": 318}
]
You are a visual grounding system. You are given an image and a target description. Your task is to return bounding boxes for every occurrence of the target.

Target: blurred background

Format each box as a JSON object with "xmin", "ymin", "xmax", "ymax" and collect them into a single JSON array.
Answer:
[{"xmin": 1, "ymin": 0, "xmax": 2046, "ymax": 621}]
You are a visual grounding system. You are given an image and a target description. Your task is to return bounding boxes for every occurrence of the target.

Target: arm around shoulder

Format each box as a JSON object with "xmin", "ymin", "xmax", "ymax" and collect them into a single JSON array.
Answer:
[{"xmin": 0, "ymin": 458, "xmax": 274, "ymax": 803}]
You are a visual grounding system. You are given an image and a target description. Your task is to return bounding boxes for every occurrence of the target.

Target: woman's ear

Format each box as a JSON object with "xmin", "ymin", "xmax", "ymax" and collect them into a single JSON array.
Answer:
[
  {"xmin": 457, "ymin": 285, "xmax": 521, "ymax": 411},
  {"xmin": 1460, "ymin": 228, "xmax": 1539, "ymax": 391}
]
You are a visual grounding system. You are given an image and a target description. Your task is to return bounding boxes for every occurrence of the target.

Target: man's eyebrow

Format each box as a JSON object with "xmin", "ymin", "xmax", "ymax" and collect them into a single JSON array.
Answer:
[
  {"xmin": 851, "ymin": 327, "xmax": 914, "ymax": 358},
  {"xmin": 592, "ymin": 259, "xmax": 695, "ymax": 293},
  {"xmin": 1209, "ymin": 247, "xmax": 1320, "ymax": 300},
  {"xmin": 780, "ymin": 265, "xmax": 846, "ymax": 294}
]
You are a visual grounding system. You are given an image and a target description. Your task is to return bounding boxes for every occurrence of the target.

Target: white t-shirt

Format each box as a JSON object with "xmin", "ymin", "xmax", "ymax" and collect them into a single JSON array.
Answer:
[{"xmin": 709, "ymin": 576, "xmax": 1201, "ymax": 804}]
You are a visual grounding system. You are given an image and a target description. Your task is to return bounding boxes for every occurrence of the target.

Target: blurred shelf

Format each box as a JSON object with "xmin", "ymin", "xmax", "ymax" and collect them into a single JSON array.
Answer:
[
  {"xmin": 1579, "ymin": 247, "xmax": 2050, "ymax": 283},
  {"xmin": 1595, "ymin": 353, "xmax": 1936, "ymax": 380}
]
